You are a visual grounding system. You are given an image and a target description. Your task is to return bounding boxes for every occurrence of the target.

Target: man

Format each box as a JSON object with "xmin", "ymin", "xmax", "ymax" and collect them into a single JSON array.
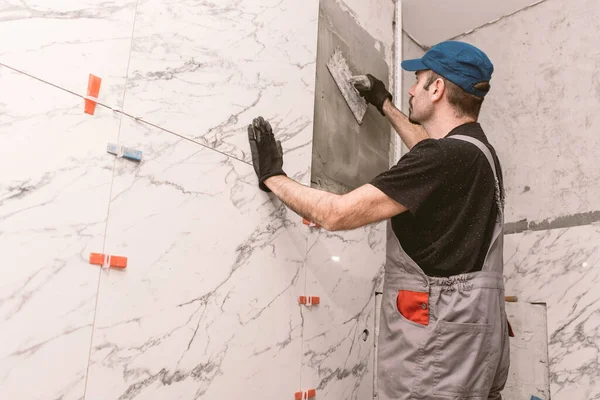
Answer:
[{"xmin": 248, "ymin": 41, "xmax": 510, "ymax": 399}]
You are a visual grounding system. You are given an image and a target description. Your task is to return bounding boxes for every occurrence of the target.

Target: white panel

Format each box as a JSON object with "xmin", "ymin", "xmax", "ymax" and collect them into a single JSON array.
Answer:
[
  {"xmin": 85, "ymin": 118, "xmax": 309, "ymax": 399},
  {"xmin": 116, "ymin": 0, "xmax": 319, "ymax": 163},
  {"xmin": 463, "ymin": 0, "xmax": 600, "ymax": 223},
  {"xmin": 0, "ymin": 0, "xmax": 136, "ymax": 105},
  {"xmin": 0, "ymin": 69, "xmax": 121, "ymax": 399},
  {"xmin": 402, "ymin": 0, "xmax": 542, "ymax": 47},
  {"xmin": 301, "ymin": 225, "xmax": 385, "ymax": 399},
  {"xmin": 503, "ymin": 302, "xmax": 550, "ymax": 399},
  {"xmin": 84, "ymin": 0, "xmax": 320, "ymax": 398}
]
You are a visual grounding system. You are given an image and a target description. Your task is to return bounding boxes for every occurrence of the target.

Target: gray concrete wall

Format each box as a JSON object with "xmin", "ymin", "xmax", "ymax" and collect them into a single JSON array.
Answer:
[{"xmin": 310, "ymin": 0, "xmax": 393, "ymax": 194}]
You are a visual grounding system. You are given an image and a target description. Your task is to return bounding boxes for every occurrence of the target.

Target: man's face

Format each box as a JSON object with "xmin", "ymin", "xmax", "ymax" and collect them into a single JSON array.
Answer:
[{"xmin": 408, "ymin": 70, "xmax": 434, "ymax": 125}]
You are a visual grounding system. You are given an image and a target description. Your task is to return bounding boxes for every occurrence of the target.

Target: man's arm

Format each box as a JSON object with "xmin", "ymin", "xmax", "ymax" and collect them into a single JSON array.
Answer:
[
  {"xmin": 264, "ymin": 175, "xmax": 407, "ymax": 231},
  {"xmin": 382, "ymin": 98, "xmax": 429, "ymax": 150},
  {"xmin": 247, "ymin": 115, "xmax": 407, "ymax": 230},
  {"xmin": 353, "ymin": 74, "xmax": 428, "ymax": 150}
]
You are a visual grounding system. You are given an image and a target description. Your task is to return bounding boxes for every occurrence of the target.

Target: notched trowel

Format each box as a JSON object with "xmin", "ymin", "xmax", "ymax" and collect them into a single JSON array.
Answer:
[{"xmin": 326, "ymin": 48, "xmax": 372, "ymax": 125}]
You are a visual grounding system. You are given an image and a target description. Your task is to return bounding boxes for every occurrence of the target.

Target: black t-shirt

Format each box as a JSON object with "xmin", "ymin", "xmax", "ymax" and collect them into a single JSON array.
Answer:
[{"xmin": 370, "ymin": 122, "xmax": 504, "ymax": 277}]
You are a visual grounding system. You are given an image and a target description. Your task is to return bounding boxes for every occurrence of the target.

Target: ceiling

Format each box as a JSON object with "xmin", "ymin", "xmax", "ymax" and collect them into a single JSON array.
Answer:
[{"xmin": 402, "ymin": 0, "xmax": 542, "ymax": 47}]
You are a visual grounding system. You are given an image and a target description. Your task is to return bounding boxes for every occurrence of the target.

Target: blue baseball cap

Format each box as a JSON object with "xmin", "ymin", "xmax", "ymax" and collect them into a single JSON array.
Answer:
[{"xmin": 401, "ymin": 41, "xmax": 494, "ymax": 97}]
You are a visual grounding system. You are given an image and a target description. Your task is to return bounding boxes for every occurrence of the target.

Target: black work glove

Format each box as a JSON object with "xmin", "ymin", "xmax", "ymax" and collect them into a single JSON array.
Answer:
[
  {"xmin": 247, "ymin": 116, "xmax": 286, "ymax": 192},
  {"xmin": 353, "ymin": 74, "xmax": 392, "ymax": 116}
]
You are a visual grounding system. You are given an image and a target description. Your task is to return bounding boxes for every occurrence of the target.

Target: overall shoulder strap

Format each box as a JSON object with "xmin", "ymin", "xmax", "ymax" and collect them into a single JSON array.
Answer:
[
  {"xmin": 448, "ymin": 134, "xmax": 504, "ymax": 217},
  {"xmin": 449, "ymin": 136, "xmax": 505, "ymax": 273},
  {"xmin": 448, "ymin": 135, "xmax": 498, "ymax": 181}
]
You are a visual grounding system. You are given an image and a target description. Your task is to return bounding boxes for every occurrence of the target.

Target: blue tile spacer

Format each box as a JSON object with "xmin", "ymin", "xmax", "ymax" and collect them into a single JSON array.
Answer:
[
  {"xmin": 106, "ymin": 143, "xmax": 142, "ymax": 162},
  {"xmin": 106, "ymin": 142, "xmax": 120, "ymax": 156},
  {"xmin": 122, "ymin": 146, "xmax": 143, "ymax": 162}
]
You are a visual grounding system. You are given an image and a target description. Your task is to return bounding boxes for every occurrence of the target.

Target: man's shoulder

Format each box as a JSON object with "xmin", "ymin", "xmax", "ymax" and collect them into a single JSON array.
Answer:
[
  {"xmin": 438, "ymin": 135, "xmax": 485, "ymax": 154},
  {"xmin": 392, "ymin": 138, "xmax": 448, "ymax": 170},
  {"xmin": 436, "ymin": 133, "xmax": 501, "ymax": 189},
  {"xmin": 404, "ymin": 138, "xmax": 446, "ymax": 157},
  {"xmin": 428, "ymin": 138, "xmax": 478, "ymax": 168},
  {"xmin": 439, "ymin": 127, "xmax": 495, "ymax": 161}
]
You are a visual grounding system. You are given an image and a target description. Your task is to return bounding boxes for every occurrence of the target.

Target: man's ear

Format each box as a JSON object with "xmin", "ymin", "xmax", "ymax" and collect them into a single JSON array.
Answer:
[{"xmin": 430, "ymin": 78, "xmax": 445, "ymax": 103}]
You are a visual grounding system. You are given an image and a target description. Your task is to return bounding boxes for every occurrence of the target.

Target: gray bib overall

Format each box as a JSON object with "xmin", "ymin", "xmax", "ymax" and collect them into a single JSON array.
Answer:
[{"xmin": 378, "ymin": 135, "xmax": 510, "ymax": 399}]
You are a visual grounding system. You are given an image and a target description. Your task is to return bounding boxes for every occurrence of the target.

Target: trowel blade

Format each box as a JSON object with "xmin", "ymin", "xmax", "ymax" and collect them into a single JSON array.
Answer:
[{"xmin": 326, "ymin": 48, "xmax": 368, "ymax": 124}]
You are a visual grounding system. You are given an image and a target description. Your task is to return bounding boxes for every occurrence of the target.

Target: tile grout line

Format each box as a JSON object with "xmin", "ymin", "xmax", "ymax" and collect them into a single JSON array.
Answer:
[
  {"xmin": 448, "ymin": 0, "xmax": 551, "ymax": 41},
  {"xmin": 299, "ymin": 235, "xmax": 307, "ymax": 393},
  {"xmin": 298, "ymin": 223, "xmax": 313, "ymax": 394},
  {"xmin": 0, "ymin": 66, "xmax": 252, "ymax": 167},
  {"xmin": 0, "ymin": 61, "xmax": 85, "ymax": 98},
  {"xmin": 402, "ymin": 0, "xmax": 551, "ymax": 50},
  {"xmin": 81, "ymin": 1, "xmax": 140, "ymax": 398},
  {"xmin": 114, "ymin": 110, "xmax": 251, "ymax": 166},
  {"xmin": 401, "ymin": 30, "xmax": 428, "ymax": 51}
]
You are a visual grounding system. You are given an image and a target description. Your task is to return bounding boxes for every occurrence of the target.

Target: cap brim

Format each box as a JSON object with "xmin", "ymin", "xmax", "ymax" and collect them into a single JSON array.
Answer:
[{"xmin": 401, "ymin": 58, "xmax": 428, "ymax": 71}]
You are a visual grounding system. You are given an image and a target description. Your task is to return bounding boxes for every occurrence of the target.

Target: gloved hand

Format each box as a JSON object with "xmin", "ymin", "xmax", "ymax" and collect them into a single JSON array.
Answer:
[
  {"xmin": 352, "ymin": 74, "xmax": 392, "ymax": 116},
  {"xmin": 247, "ymin": 116, "xmax": 286, "ymax": 192}
]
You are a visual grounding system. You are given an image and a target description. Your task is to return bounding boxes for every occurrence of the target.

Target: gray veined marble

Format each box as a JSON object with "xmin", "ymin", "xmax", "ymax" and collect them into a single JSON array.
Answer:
[
  {"xmin": 120, "ymin": 0, "xmax": 319, "ymax": 164},
  {"xmin": 0, "ymin": 0, "xmax": 137, "ymax": 106},
  {"xmin": 0, "ymin": 0, "xmax": 394, "ymax": 399},
  {"xmin": 84, "ymin": 117, "xmax": 311, "ymax": 400},
  {"xmin": 504, "ymin": 224, "xmax": 600, "ymax": 399},
  {"xmin": 0, "ymin": 68, "xmax": 122, "ymax": 399},
  {"xmin": 302, "ymin": 225, "xmax": 386, "ymax": 400},
  {"xmin": 471, "ymin": 0, "xmax": 600, "ymax": 224},
  {"xmin": 82, "ymin": 0, "xmax": 320, "ymax": 398}
]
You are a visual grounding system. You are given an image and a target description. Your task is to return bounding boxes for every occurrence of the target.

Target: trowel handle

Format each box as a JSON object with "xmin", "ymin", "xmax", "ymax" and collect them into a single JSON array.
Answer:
[{"xmin": 349, "ymin": 75, "xmax": 372, "ymax": 91}]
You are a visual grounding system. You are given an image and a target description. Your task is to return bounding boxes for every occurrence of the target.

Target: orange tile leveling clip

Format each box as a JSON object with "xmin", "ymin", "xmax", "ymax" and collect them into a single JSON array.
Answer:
[
  {"xmin": 295, "ymin": 389, "xmax": 317, "ymax": 399},
  {"xmin": 84, "ymin": 74, "xmax": 102, "ymax": 115},
  {"xmin": 302, "ymin": 218, "xmax": 320, "ymax": 228},
  {"xmin": 299, "ymin": 296, "xmax": 320, "ymax": 306},
  {"xmin": 89, "ymin": 253, "xmax": 127, "ymax": 269}
]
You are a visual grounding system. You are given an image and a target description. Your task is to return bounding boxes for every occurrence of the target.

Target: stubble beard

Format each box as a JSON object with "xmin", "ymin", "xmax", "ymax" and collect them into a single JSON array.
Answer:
[{"xmin": 408, "ymin": 97, "xmax": 421, "ymax": 125}]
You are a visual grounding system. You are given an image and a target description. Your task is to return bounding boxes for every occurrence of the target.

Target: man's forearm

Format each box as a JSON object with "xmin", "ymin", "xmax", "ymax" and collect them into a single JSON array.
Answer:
[
  {"xmin": 264, "ymin": 175, "xmax": 341, "ymax": 231},
  {"xmin": 382, "ymin": 98, "xmax": 428, "ymax": 149}
]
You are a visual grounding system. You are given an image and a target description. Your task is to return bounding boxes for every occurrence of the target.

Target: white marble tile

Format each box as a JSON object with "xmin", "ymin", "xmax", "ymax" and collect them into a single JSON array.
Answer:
[
  {"xmin": 503, "ymin": 224, "xmax": 600, "ymax": 400},
  {"xmin": 301, "ymin": 223, "xmax": 386, "ymax": 399},
  {"xmin": 0, "ymin": 0, "xmax": 137, "ymax": 106},
  {"xmin": 85, "ymin": 115, "xmax": 310, "ymax": 399},
  {"xmin": 503, "ymin": 302, "xmax": 550, "ymax": 399},
  {"xmin": 0, "ymin": 68, "xmax": 122, "ymax": 399},
  {"xmin": 402, "ymin": 0, "xmax": 541, "ymax": 48},
  {"xmin": 120, "ymin": 0, "xmax": 319, "ymax": 164},
  {"xmin": 83, "ymin": 0, "xmax": 320, "ymax": 397},
  {"xmin": 468, "ymin": 0, "xmax": 600, "ymax": 223}
]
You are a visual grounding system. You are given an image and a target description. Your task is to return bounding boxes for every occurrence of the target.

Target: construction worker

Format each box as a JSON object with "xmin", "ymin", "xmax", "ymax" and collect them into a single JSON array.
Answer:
[{"xmin": 247, "ymin": 40, "xmax": 510, "ymax": 399}]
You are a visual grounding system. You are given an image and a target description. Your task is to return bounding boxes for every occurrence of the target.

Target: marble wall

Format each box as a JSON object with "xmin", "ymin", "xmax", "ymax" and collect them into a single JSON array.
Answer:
[
  {"xmin": 0, "ymin": 66, "xmax": 122, "ymax": 400},
  {"xmin": 0, "ymin": 0, "xmax": 390, "ymax": 399},
  {"xmin": 461, "ymin": 0, "xmax": 600, "ymax": 225},
  {"xmin": 504, "ymin": 224, "xmax": 600, "ymax": 399}
]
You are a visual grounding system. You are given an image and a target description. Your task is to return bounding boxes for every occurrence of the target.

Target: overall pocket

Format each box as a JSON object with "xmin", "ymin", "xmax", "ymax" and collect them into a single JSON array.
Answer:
[
  {"xmin": 396, "ymin": 290, "xmax": 429, "ymax": 327},
  {"xmin": 433, "ymin": 320, "xmax": 491, "ymax": 397}
]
